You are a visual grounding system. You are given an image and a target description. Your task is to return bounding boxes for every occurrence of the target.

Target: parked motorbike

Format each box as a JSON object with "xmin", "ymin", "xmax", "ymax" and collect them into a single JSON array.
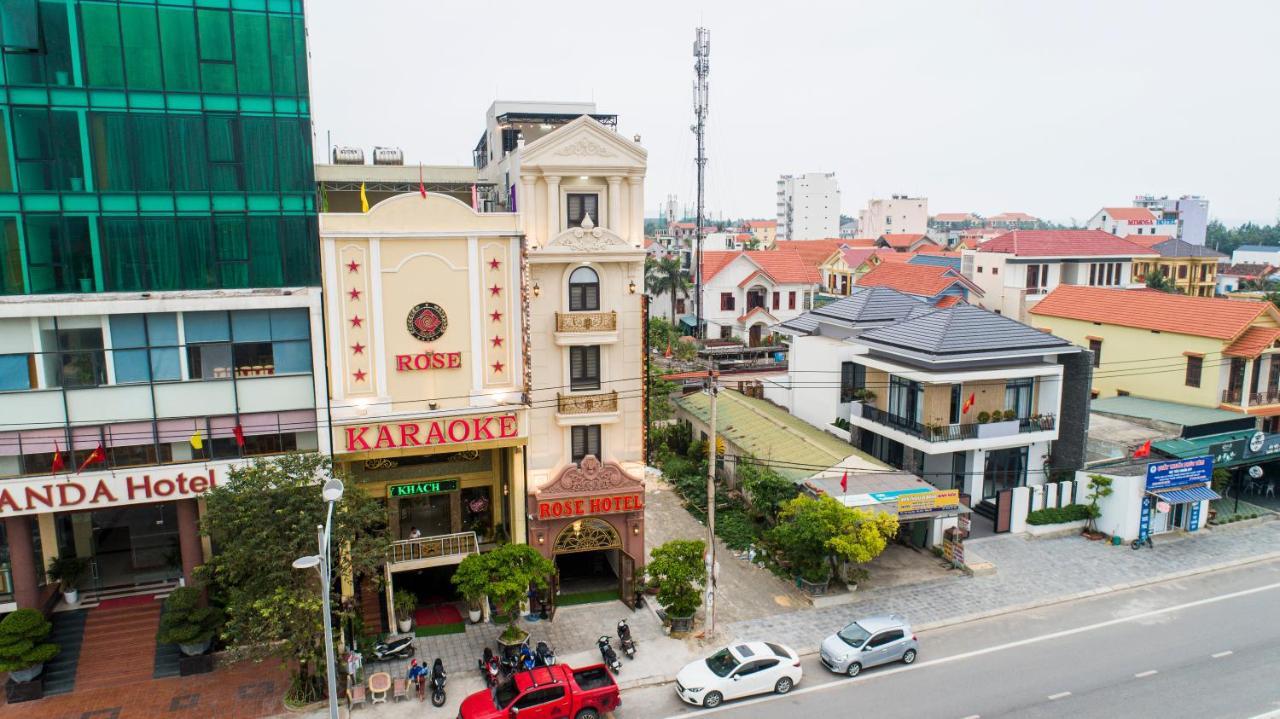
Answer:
[
  {"xmin": 430, "ymin": 657, "xmax": 447, "ymax": 707},
  {"xmin": 535, "ymin": 640, "xmax": 557, "ymax": 666},
  {"xmin": 479, "ymin": 647, "xmax": 501, "ymax": 687},
  {"xmin": 370, "ymin": 635, "xmax": 415, "ymax": 661},
  {"xmin": 617, "ymin": 619, "xmax": 636, "ymax": 659},
  {"xmin": 517, "ymin": 643, "xmax": 537, "ymax": 672},
  {"xmin": 597, "ymin": 635, "xmax": 622, "ymax": 674}
]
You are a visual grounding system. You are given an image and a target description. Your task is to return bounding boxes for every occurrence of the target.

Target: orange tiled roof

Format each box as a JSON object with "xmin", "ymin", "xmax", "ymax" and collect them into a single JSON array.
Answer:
[
  {"xmin": 1103, "ymin": 207, "xmax": 1157, "ymax": 222},
  {"xmin": 1224, "ymin": 326, "xmax": 1280, "ymax": 358},
  {"xmin": 978, "ymin": 230, "xmax": 1159, "ymax": 258},
  {"xmin": 871, "ymin": 250, "xmax": 914, "ymax": 263},
  {"xmin": 702, "ymin": 250, "xmax": 821, "ymax": 284},
  {"xmin": 933, "ymin": 295, "xmax": 964, "ymax": 308},
  {"xmin": 1121, "ymin": 234, "xmax": 1167, "ymax": 248},
  {"xmin": 746, "ymin": 220, "xmax": 777, "ymax": 228},
  {"xmin": 842, "ymin": 238, "xmax": 877, "ymax": 248},
  {"xmin": 737, "ymin": 306, "xmax": 779, "ymax": 324},
  {"xmin": 856, "ymin": 262, "xmax": 977, "ymax": 298},
  {"xmin": 1029, "ymin": 285, "xmax": 1273, "ymax": 340},
  {"xmin": 880, "ymin": 233, "xmax": 932, "ymax": 250},
  {"xmin": 774, "ymin": 239, "xmax": 850, "ymax": 266}
]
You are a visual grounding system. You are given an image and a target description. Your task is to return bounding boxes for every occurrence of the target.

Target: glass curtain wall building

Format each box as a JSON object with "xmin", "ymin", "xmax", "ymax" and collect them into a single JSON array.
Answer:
[{"xmin": 0, "ymin": 0, "xmax": 324, "ymax": 607}]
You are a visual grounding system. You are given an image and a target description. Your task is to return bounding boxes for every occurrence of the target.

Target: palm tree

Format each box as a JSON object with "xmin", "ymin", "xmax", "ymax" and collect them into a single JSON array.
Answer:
[{"xmin": 645, "ymin": 255, "xmax": 691, "ymax": 325}]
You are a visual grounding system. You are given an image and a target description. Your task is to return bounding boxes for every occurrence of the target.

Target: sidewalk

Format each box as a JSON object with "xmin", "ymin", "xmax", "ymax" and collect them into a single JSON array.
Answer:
[{"xmin": 725, "ymin": 518, "xmax": 1280, "ymax": 653}]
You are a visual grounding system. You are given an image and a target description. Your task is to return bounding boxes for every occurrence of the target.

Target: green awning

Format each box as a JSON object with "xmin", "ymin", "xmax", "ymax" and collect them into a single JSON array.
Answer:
[{"xmin": 1153, "ymin": 430, "xmax": 1254, "ymax": 468}]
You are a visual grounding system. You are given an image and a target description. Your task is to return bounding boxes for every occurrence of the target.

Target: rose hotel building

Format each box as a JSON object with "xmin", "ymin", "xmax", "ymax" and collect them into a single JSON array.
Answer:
[
  {"xmin": 319, "ymin": 106, "xmax": 647, "ymax": 630},
  {"xmin": 0, "ymin": 0, "xmax": 323, "ymax": 614}
]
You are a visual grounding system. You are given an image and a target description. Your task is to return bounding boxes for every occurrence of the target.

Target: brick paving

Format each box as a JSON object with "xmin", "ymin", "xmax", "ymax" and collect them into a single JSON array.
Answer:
[
  {"xmin": 0, "ymin": 657, "xmax": 289, "ymax": 719},
  {"xmin": 727, "ymin": 518, "xmax": 1280, "ymax": 651}
]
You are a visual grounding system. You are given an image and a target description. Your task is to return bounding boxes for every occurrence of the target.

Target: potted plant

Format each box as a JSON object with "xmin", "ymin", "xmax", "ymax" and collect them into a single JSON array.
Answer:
[
  {"xmin": 1082, "ymin": 474, "xmax": 1114, "ymax": 539},
  {"xmin": 977, "ymin": 411, "xmax": 991, "ymax": 424},
  {"xmin": 157, "ymin": 587, "xmax": 224, "ymax": 674},
  {"xmin": 768, "ymin": 496, "xmax": 898, "ymax": 597},
  {"xmin": 646, "ymin": 539, "xmax": 705, "ymax": 634},
  {"xmin": 452, "ymin": 544, "xmax": 554, "ymax": 649},
  {"xmin": 46, "ymin": 555, "xmax": 89, "ymax": 607},
  {"xmin": 450, "ymin": 555, "xmax": 489, "ymax": 624},
  {"xmin": 0, "ymin": 608, "xmax": 59, "ymax": 700},
  {"xmin": 1002, "ymin": 408, "xmax": 1017, "ymax": 421},
  {"xmin": 393, "ymin": 589, "xmax": 417, "ymax": 634}
]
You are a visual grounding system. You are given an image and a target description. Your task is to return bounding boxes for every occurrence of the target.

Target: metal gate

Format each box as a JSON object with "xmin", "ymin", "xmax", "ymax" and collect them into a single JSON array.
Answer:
[
  {"xmin": 618, "ymin": 552, "xmax": 636, "ymax": 610},
  {"xmin": 545, "ymin": 571, "xmax": 559, "ymax": 621},
  {"xmin": 995, "ymin": 489, "xmax": 1014, "ymax": 533}
]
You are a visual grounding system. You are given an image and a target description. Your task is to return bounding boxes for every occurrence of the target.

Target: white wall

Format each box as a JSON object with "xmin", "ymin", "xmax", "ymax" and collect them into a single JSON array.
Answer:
[
  {"xmin": 858, "ymin": 196, "xmax": 929, "ymax": 238},
  {"xmin": 778, "ymin": 173, "xmax": 841, "ymax": 240},
  {"xmin": 1232, "ymin": 248, "xmax": 1280, "ymax": 265}
]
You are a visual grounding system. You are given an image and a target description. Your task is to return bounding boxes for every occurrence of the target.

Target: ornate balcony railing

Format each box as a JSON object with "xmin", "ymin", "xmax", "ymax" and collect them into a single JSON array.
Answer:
[
  {"xmin": 556, "ymin": 311, "xmax": 617, "ymax": 333},
  {"xmin": 557, "ymin": 391, "xmax": 619, "ymax": 415},
  {"xmin": 387, "ymin": 531, "xmax": 478, "ymax": 567},
  {"xmin": 854, "ymin": 403, "xmax": 1056, "ymax": 443}
]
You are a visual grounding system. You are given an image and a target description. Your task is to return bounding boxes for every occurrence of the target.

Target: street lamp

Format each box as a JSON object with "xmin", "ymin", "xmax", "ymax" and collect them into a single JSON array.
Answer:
[{"xmin": 293, "ymin": 478, "xmax": 344, "ymax": 719}]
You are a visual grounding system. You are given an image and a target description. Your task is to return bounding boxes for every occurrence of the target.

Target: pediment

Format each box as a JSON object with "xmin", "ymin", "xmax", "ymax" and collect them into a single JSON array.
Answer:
[
  {"xmin": 541, "ymin": 216, "xmax": 634, "ymax": 254},
  {"xmin": 521, "ymin": 116, "xmax": 647, "ymax": 171},
  {"xmin": 536, "ymin": 456, "xmax": 644, "ymax": 499}
]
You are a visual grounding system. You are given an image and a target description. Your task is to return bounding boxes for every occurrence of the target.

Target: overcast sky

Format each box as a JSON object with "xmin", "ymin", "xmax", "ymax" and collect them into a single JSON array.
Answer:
[{"xmin": 306, "ymin": 0, "xmax": 1280, "ymax": 227}]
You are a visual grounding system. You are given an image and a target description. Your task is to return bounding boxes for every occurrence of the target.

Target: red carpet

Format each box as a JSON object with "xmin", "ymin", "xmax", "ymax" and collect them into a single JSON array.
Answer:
[
  {"xmin": 413, "ymin": 604, "xmax": 463, "ymax": 627},
  {"xmin": 95, "ymin": 594, "xmax": 158, "ymax": 610}
]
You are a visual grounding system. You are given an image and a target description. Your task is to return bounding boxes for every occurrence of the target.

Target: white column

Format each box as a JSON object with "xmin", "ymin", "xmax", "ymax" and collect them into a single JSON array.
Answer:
[
  {"xmin": 628, "ymin": 175, "xmax": 644, "ymax": 246},
  {"xmin": 607, "ymin": 175, "xmax": 623, "ymax": 232},
  {"xmin": 544, "ymin": 175, "xmax": 561, "ymax": 241},
  {"xmin": 520, "ymin": 174, "xmax": 537, "ymax": 243}
]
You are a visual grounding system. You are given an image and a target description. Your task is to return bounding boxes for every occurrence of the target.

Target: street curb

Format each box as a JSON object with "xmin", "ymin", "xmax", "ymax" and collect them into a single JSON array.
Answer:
[{"xmin": 616, "ymin": 548, "xmax": 1280, "ymax": 693}]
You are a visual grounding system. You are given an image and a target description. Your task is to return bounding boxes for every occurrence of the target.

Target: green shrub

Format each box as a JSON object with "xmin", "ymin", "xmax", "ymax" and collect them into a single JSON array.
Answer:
[
  {"xmin": 1025, "ymin": 504, "xmax": 1091, "ymax": 526},
  {"xmin": 1002, "ymin": 409, "xmax": 1017, "ymax": 421},
  {"xmin": 0, "ymin": 608, "xmax": 59, "ymax": 673},
  {"xmin": 157, "ymin": 587, "xmax": 224, "ymax": 646},
  {"xmin": 714, "ymin": 508, "xmax": 759, "ymax": 551},
  {"xmin": 647, "ymin": 539, "xmax": 706, "ymax": 618},
  {"xmin": 977, "ymin": 411, "xmax": 991, "ymax": 423}
]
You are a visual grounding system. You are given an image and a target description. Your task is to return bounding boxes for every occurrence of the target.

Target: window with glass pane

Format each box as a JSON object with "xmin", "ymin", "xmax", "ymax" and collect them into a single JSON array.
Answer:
[
  {"xmin": 25, "ymin": 216, "xmax": 92, "ymax": 293},
  {"xmin": 242, "ymin": 117, "xmax": 278, "ymax": 191},
  {"xmin": 0, "ymin": 219, "xmax": 22, "ymax": 294},
  {"xmin": 158, "ymin": 7, "xmax": 199, "ymax": 91},
  {"xmin": 571, "ymin": 425, "xmax": 601, "ymax": 464},
  {"xmin": 177, "ymin": 218, "xmax": 215, "ymax": 289},
  {"xmin": 1004, "ymin": 378, "xmax": 1033, "ymax": 419},
  {"xmin": 566, "ymin": 194, "xmax": 599, "ymax": 227},
  {"xmin": 79, "ymin": 2, "xmax": 125, "ymax": 87},
  {"xmin": 839, "ymin": 361, "xmax": 865, "ymax": 402},
  {"xmin": 88, "ymin": 113, "xmax": 133, "ymax": 190},
  {"xmin": 0, "ymin": 354, "xmax": 32, "ymax": 391},
  {"xmin": 213, "ymin": 216, "xmax": 248, "ymax": 288},
  {"xmin": 247, "ymin": 216, "xmax": 283, "ymax": 287},
  {"xmin": 568, "ymin": 266, "xmax": 599, "ymax": 311},
  {"xmin": 206, "ymin": 116, "xmax": 242, "ymax": 190},
  {"xmin": 119, "ymin": 4, "xmax": 163, "ymax": 90},
  {"xmin": 888, "ymin": 376, "xmax": 922, "ymax": 426},
  {"xmin": 276, "ymin": 118, "xmax": 310, "ymax": 191},
  {"xmin": 169, "ymin": 116, "xmax": 208, "ymax": 191},
  {"xmin": 57, "ymin": 327, "xmax": 105, "ymax": 388},
  {"xmin": 197, "ymin": 9, "xmax": 235, "ymax": 93},
  {"xmin": 0, "ymin": 113, "xmax": 12, "ymax": 191},
  {"xmin": 131, "ymin": 114, "xmax": 171, "ymax": 190},
  {"xmin": 3, "ymin": 1, "xmax": 72, "ymax": 85},
  {"xmin": 184, "ymin": 311, "xmax": 232, "ymax": 379},
  {"xmin": 12, "ymin": 107, "xmax": 53, "ymax": 190},
  {"xmin": 570, "ymin": 346, "xmax": 600, "ymax": 391},
  {"xmin": 268, "ymin": 14, "xmax": 298, "ymax": 95}
]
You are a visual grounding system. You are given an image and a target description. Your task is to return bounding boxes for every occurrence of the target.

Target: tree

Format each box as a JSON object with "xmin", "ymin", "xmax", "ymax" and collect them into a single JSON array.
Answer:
[
  {"xmin": 646, "ymin": 539, "xmax": 706, "ymax": 619},
  {"xmin": 452, "ymin": 543, "xmax": 554, "ymax": 642},
  {"xmin": 737, "ymin": 461, "xmax": 798, "ymax": 525},
  {"xmin": 199, "ymin": 453, "xmax": 388, "ymax": 704},
  {"xmin": 1145, "ymin": 270, "xmax": 1179, "ymax": 293},
  {"xmin": 767, "ymin": 495, "xmax": 898, "ymax": 583},
  {"xmin": 1084, "ymin": 474, "xmax": 1114, "ymax": 534},
  {"xmin": 0, "ymin": 608, "xmax": 58, "ymax": 675},
  {"xmin": 157, "ymin": 586, "xmax": 224, "ymax": 652},
  {"xmin": 645, "ymin": 255, "xmax": 691, "ymax": 324}
]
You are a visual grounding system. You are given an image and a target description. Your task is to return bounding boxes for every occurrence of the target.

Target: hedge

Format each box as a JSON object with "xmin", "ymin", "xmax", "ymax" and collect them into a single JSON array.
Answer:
[{"xmin": 1025, "ymin": 504, "xmax": 1090, "ymax": 526}]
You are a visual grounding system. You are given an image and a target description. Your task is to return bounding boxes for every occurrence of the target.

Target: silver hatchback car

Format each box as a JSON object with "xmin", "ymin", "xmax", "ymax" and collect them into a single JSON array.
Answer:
[{"xmin": 819, "ymin": 614, "xmax": 918, "ymax": 677}]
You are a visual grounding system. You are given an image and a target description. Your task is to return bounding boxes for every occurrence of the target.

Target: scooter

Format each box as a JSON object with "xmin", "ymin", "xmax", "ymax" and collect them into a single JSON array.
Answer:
[
  {"xmin": 429, "ymin": 658, "xmax": 447, "ymax": 707},
  {"xmin": 478, "ymin": 647, "xmax": 501, "ymax": 687},
  {"xmin": 597, "ymin": 636, "xmax": 621, "ymax": 675},
  {"xmin": 370, "ymin": 635, "xmax": 415, "ymax": 661},
  {"xmin": 517, "ymin": 643, "xmax": 537, "ymax": 672},
  {"xmin": 535, "ymin": 640, "xmax": 557, "ymax": 667},
  {"xmin": 617, "ymin": 619, "xmax": 636, "ymax": 659}
]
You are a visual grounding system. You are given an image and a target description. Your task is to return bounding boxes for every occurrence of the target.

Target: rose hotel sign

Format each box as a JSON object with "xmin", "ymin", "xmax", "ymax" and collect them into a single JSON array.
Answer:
[
  {"xmin": 0, "ymin": 464, "xmax": 223, "ymax": 517},
  {"xmin": 342, "ymin": 412, "xmax": 519, "ymax": 453},
  {"xmin": 537, "ymin": 493, "xmax": 645, "ymax": 519}
]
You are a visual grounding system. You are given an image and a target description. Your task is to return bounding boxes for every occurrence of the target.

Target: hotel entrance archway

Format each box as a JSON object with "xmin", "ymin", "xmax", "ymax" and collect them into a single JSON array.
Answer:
[{"xmin": 552, "ymin": 517, "xmax": 625, "ymax": 603}]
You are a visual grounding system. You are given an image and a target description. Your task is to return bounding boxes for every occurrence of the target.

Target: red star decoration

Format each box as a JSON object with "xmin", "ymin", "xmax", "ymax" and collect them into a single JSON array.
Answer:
[
  {"xmin": 346, "ymin": 260, "xmax": 360, "ymax": 273},
  {"xmin": 351, "ymin": 342, "xmax": 365, "ymax": 355},
  {"xmin": 352, "ymin": 369, "xmax": 367, "ymax": 382},
  {"xmin": 488, "ymin": 258, "xmax": 501, "ymax": 270},
  {"xmin": 491, "ymin": 361, "xmax": 505, "ymax": 373},
  {"xmin": 348, "ymin": 287, "xmax": 362, "ymax": 301},
  {"xmin": 491, "ymin": 335, "xmax": 504, "ymax": 348},
  {"xmin": 490, "ymin": 310, "xmax": 503, "ymax": 322},
  {"xmin": 350, "ymin": 315, "xmax": 363, "ymax": 328},
  {"xmin": 489, "ymin": 284, "xmax": 502, "ymax": 297}
]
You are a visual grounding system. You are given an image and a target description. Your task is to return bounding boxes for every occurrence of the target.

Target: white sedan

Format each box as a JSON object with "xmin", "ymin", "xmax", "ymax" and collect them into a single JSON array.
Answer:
[{"xmin": 675, "ymin": 641, "xmax": 802, "ymax": 709}]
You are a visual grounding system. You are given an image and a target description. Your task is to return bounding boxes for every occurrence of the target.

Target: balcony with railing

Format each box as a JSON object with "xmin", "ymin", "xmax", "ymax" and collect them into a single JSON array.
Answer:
[
  {"xmin": 386, "ymin": 531, "xmax": 479, "ymax": 572},
  {"xmin": 557, "ymin": 391, "xmax": 619, "ymax": 416},
  {"xmin": 852, "ymin": 403, "xmax": 1056, "ymax": 445},
  {"xmin": 554, "ymin": 311, "xmax": 618, "ymax": 345},
  {"xmin": 1223, "ymin": 387, "xmax": 1280, "ymax": 406}
]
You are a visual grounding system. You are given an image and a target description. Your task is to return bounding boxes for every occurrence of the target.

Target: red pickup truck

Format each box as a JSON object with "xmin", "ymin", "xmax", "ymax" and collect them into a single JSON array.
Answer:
[{"xmin": 458, "ymin": 664, "xmax": 620, "ymax": 719}]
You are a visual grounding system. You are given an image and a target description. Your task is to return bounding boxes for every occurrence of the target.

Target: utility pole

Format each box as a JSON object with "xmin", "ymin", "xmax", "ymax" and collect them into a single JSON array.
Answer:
[
  {"xmin": 703, "ymin": 367, "xmax": 718, "ymax": 637},
  {"xmin": 692, "ymin": 27, "xmax": 710, "ymax": 338}
]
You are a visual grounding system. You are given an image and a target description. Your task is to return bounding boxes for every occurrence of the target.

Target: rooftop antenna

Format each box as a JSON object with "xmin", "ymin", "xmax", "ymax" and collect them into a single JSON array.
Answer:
[{"xmin": 692, "ymin": 26, "xmax": 710, "ymax": 338}]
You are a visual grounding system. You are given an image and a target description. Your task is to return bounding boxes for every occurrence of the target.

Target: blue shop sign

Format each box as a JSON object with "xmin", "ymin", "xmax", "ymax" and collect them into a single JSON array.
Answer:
[{"xmin": 1146, "ymin": 455, "xmax": 1214, "ymax": 491}]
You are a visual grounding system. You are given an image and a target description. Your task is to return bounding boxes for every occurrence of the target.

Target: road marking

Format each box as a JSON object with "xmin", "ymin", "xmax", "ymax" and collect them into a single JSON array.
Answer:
[
  {"xmin": 1211, "ymin": 650, "xmax": 1234, "ymax": 658},
  {"xmin": 661, "ymin": 580, "xmax": 1280, "ymax": 718},
  {"xmin": 1134, "ymin": 670, "xmax": 1158, "ymax": 678},
  {"xmin": 1048, "ymin": 691, "xmax": 1071, "ymax": 700}
]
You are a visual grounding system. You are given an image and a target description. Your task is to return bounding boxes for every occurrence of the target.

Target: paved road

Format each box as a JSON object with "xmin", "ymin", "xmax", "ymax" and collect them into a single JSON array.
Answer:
[{"xmin": 621, "ymin": 558, "xmax": 1280, "ymax": 718}]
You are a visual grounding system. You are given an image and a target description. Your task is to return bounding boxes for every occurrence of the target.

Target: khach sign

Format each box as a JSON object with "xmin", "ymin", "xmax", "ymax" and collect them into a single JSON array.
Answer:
[
  {"xmin": 1146, "ymin": 455, "xmax": 1213, "ymax": 491},
  {"xmin": 387, "ymin": 479, "xmax": 459, "ymax": 499}
]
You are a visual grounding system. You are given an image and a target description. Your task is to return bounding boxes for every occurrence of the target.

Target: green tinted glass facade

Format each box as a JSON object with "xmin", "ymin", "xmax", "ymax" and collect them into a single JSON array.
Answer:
[{"xmin": 0, "ymin": 0, "xmax": 318, "ymax": 294}]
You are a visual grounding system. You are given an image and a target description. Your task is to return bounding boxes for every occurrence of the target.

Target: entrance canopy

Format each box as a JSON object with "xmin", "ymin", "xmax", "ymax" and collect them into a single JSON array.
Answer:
[{"xmin": 1150, "ymin": 484, "xmax": 1221, "ymax": 503}]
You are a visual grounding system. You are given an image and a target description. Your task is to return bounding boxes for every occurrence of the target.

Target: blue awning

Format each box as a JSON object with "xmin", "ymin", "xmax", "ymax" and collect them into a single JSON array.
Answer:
[{"xmin": 1152, "ymin": 485, "xmax": 1221, "ymax": 503}]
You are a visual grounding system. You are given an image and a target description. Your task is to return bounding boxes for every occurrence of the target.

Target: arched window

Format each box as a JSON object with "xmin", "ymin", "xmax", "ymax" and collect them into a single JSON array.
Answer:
[{"xmin": 568, "ymin": 266, "xmax": 600, "ymax": 311}]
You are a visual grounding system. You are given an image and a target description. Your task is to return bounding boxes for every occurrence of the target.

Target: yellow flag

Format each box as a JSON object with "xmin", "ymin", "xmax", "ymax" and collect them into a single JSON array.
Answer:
[
  {"xmin": 189, "ymin": 431, "xmax": 203, "ymax": 450},
  {"xmin": 360, "ymin": 182, "xmax": 369, "ymax": 213}
]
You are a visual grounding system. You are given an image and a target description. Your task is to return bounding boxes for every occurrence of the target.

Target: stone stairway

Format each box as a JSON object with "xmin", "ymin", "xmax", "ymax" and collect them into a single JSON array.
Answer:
[
  {"xmin": 72, "ymin": 600, "xmax": 163, "ymax": 693},
  {"xmin": 40, "ymin": 610, "xmax": 87, "ymax": 696}
]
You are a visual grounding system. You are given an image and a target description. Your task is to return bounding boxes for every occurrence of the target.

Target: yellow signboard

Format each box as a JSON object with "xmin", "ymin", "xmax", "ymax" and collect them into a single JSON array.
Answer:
[{"xmin": 897, "ymin": 489, "xmax": 961, "ymax": 516}]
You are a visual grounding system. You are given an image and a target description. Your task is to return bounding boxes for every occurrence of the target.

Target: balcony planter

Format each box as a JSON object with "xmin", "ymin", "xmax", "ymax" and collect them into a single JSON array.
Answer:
[
  {"xmin": 849, "ymin": 401, "xmax": 864, "ymax": 419},
  {"xmin": 4, "ymin": 676, "xmax": 43, "ymax": 703},
  {"xmin": 977, "ymin": 420, "xmax": 1019, "ymax": 439}
]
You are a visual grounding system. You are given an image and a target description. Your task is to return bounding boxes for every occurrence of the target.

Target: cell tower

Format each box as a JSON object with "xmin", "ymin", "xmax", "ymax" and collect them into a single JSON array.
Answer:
[{"xmin": 692, "ymin": 27, "xmax": 710, "ymax": 337}]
